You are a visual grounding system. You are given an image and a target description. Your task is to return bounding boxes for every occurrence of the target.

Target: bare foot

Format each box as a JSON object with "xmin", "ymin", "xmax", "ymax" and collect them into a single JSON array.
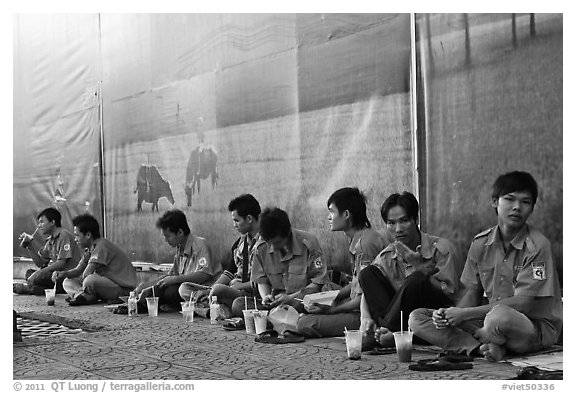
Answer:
[
  {"xmin": 474, "ymin": 327, "xmax": 505, "ymax": 345},
  {"xmin": 479, "ymin": 343, "xmax": 507, "ymax": 362},
  {"xmin": 374, "ymin": 327, "xmax": 395, "ymax": 347}
]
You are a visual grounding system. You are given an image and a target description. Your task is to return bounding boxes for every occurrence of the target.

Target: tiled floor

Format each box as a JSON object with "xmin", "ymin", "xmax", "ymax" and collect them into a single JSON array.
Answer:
[{"xmin": 12, "ymin": 293, "xmax": 561, "ymax": 381}]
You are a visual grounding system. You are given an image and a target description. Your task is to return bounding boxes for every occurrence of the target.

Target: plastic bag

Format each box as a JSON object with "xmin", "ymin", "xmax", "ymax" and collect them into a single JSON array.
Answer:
[{"xmin": 267, "ymin": 304, "xmax": 299, "ymax": 334}]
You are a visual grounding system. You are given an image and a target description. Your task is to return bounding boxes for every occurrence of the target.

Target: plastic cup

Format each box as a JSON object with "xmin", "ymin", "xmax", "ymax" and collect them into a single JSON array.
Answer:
[
  {"xmin": 242, "ymin": 309, "xmax": 256, "ymax": 334},
  {"xmin": 181, "ymin": 301, "xmax": 195, "ymax": 323},
  {"xmin": 344, "ymin": 330, "xmax": 362, "ymax": 360},
  {"xmin": 146, "ymin": 297, "xmax": 159, "ymax": 317},
  {"xmin": 44, "ymin": 289, "xmax": 55, "ymax": 306},
  {"xmin": 253, "ymin": 310, "xmax": 269, "ymax": 335},
  {"xmin": 393, "ymin": 331, "xmax": 413, "ymax": 362}
]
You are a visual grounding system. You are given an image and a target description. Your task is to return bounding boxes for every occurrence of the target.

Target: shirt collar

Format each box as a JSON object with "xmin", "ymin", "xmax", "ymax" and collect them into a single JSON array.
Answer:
[
  {"xmin": 178, "ymin": 234, "xmax": 195, "ymax": 256},
  {"xmin": 268, "ymin": 230, "xmax": 302, "ymax": 256},
  {"xmin": 485, "ymin": 224, "xmax": 529, "ymax": 250},
  {"xmin": 348, "ymin": 229, "xmax": 362, "ymax": 254},
  {"xmin": 89, "ymin": 237, "xmax": 101, "ymax": 253},
  {"xmin": 47, "ymin": 227, "xmax": 62, "ymax": 243}
]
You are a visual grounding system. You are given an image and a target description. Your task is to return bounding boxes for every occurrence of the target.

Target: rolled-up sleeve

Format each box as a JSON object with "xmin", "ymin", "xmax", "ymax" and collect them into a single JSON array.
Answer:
[
  {"xmin": 251, "ymin": 247, "xmax": 270, "ymax": 285},
  {"xmin": 432, "ymin": 240, "xmax": 463, "ymax": 298}
]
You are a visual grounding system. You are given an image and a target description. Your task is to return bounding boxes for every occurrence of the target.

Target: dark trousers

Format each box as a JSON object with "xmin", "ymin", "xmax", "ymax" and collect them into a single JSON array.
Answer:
[
  {"xmin": 358, "ymin": 265, "xmax": 452, "ymax": 332},
  {"xmin": 27, "ymin": 267, "xmax": 66, "ymax": 295},
  {"xmin": 138, "ymin": 284, "xmax": 183, "ymax": 310}
]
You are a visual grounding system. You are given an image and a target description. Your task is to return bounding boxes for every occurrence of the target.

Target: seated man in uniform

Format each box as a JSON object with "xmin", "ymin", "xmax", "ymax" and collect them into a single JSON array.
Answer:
[
  {"xmin": 297, "ymin": 187, "xmax": 387, "ymax": 337},
  {"xmin": 208, "ymin": 194, "xmax": 261, "ymax": 317},
  {"xmin": 52, "ymin": 214, "xmax": 138, "ymax": 306},
  {"xmin": 234, "ymin": 207, "xmax": 329, "ymax": 314},
  {"xmin": 409, "ymin": 171, "xmax": 562, "ymax": 361},
  {"xmin": 359, "ymin": 191, "xmax": 463, "ymax": 349},
  {"xmin": 120, "ymin": 209, "xmax": 221, "ymax": 314},
  {"xmin": 15, "ymin": 207, "xmax": 82, "ymax": 295}
]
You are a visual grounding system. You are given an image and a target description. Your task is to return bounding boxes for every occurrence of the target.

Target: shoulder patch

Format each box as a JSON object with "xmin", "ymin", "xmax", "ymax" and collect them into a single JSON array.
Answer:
[
  {"xmin": 198, "ymin": 257, "xmax": 207, "ymax": 267},
  {"xmin": 63, "ymin": 243, "xmax": 70, "ymax": 251},
  {"xmin": 531, "ymin": 261, "xmax": 546, "ymax": 280},
  {"xmin": 313, "ymin": 256, "xmax": 323, "ymax": 269},
  {"xmin": 473, "ymin": 228, "xmax": 492, "ymax": 240}
]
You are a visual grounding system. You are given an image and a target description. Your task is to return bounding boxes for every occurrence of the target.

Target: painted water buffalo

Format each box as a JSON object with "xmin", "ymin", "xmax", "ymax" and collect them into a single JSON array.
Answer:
[
  {"xmin": 134, "ymin": 165, "xmax": 175, "ymax": 212},
  {"xmin": 185, "ymin": 146, "xmax": 219, "ymax": 206}
]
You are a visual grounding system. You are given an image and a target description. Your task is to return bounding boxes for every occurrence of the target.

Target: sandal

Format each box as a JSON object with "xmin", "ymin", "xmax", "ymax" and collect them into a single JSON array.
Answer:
[
  {"xmin": 512, "ymin": 366, "xmax": 563, "ymax": 380},
  {"xmin": 367, "ymin": 347, "xmax": 396, "ymax": 356},
  {"xmin": 68, "ymin": 294, "xmax": 93, "ymax": 307},
  {"xmin": 222, "ymin": 318, "xmax": 245, "ymax": 331},
  {"xmin": 255, "ymin": 330, "xmax": 305, "ymax": 344},
  {"xmin": 409, "ymin": 358, "xmax": 473, "ymax": 372}
]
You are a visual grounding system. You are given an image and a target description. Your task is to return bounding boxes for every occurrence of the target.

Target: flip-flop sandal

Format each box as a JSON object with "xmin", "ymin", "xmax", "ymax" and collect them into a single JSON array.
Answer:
[
  {"xmin": 222, "ymin": 318, "xmax": 245, "ymax": 331},
  {"xmin": 68, "ymin": 294, "xmax": 93, "ymax": 306},
  {"xmin": 255, "ymin": 330, "xmax": 305, "ymax": 344},
  {"xmin": 367, "ymin": 347, "xmax": 396, "ymax": 355},
  {"xmin": 281, "ymin": 330, "xmax": 305, "ymax": 343},
  {"xmin": 512, "ymin": 366, "xmax": 563, "ymax": 380},
  {"xmin": 409, "ymin": 358, "xmax": 473, "ymax": 372},
  {"xmin": 437, "ymin": 353, "xmax": 475, "ymax": 363}
]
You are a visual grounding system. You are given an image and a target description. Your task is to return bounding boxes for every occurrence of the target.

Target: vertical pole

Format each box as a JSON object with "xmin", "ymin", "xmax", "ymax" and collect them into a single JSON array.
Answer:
[
  {"xmin": 530, "ymin": 13, "xmax": 536, "ymax": 37},
  {"xmin": 464, "ymin": 13, "xmax": 471, "ymax": 65},
  {"xmin": 425, "ymin": 13, "xmax": 434, "ymax": 75},
  {"xmin": 410, "ymin": 13, "xmax": 422, "ymax": 228},
  {"xmin": 512, "ymin": 13, "xmax": 517, "ymax": 49},
  {"xmin": 97, "ymin": 13, "xmax": 107, "ymax": 237}
]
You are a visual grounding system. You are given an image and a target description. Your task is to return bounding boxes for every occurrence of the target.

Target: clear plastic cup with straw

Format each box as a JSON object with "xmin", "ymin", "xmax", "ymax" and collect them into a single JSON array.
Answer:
[
  {"xmin": 242, "ymin": 296, "xmax": 256, "ymax": 334},
  {"xmin": 393, "ymin": 310, "xmax": 413, "ymax": 362}
]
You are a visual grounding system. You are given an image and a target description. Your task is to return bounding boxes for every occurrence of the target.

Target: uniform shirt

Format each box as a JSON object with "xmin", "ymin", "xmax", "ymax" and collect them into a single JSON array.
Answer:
[
  {"xmin": 251, "ymin": 229, "xmax": 329, "ymax": 295},
  {"xmin": 37, "ymin": 227, "xmax": 82, "ymax": 271},
  {"xmin": 461, "ymin": 224, "xmax": 563, "ymax": 346},
  {"xmin": 85, "ymin": 237, "xmax": 138, "ymax": 289},
  {"xmin": 169, "ymin": 234, "xmax": 222, "ymax": 285},
  {"xmin": 224, "ymin": 232, "xmax": 260, "ymax": 282},
  {"xmin": 372, "ymin": 232, "xmax": 463, "ymax": 301},
  {"xmin": 349, "ymin": 228, "xmax": 388, "ymax": 299}
]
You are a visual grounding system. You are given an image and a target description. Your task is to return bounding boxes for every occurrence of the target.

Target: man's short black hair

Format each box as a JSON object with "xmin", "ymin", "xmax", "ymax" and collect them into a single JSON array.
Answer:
[
  {"xmin": 381, "ymin": 191, "xmax": 419, "ymax": 223},
  {"xmin": 492, "ymin": 171, "xmax": 538, "ymax": 204},
  {"xmin": 38, "ymin": 207, "xmax": 62, "ymax": 227},
  {"xmin": 156, "ymin": 209, "xmax": 191, "ymax": 235},
  {"xmin": 72, "ymin": 214, "xmax": 101, "ymax": 239},
  {"xmin": 259, "ymin": 207, "xmax": 291, "ymax": 241},
  {"xmin": 228, "ymin": 194, "xmax": 261, "ymax": 219},
  {"xmin": 327, "ymin": 187, "xmax": 371, "ymax": 229}
]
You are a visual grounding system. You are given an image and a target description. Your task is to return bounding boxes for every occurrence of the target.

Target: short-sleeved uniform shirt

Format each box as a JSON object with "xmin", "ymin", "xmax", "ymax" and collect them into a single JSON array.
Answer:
[
  {"xmin": 37, "ymin": 227, "xmax": 82, "ymax": 271},
  {"xmin": 169, "ymin": 234, "xmax": 222, "ymax": 285},
  {"xmin": 251, "ymin": 229, "xmax": 329, "ymax": 295},
  {"xmin": 349, "ymin": 228, "xmax": 388, "ymax": 299},
  {"xmin": 86, "ymin": 238, "xmax": 138, "ymax": 289},
  {"xmin": 460, "ymin": 224, "xmax": 563, "ymax": 346},
  {"xmin": 372, "ymin": 232, "xmax": 463, "ymax": 301}
]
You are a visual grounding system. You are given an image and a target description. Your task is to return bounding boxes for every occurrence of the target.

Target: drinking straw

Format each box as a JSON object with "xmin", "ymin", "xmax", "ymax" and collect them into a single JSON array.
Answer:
[
  {"xmin": 253, "ymin": 296, "xmax": 257, "ymax": 310},
  {"xmin": 189, "ymin": 291, "xmax": 193, "ymax": 307},
  {"xmin": 152, "ymin": 286, "xmax": 155, "ymax": 299},
  {"xmin": 245, "ymin": 296, "xmax": 248, "ymax": 311},
  {"xmin": 400, "ymin": 310, "xmax": 403, "ymax": 333}
]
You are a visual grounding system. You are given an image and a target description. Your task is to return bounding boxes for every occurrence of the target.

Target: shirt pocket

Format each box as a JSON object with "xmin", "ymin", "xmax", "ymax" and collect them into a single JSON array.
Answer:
[{"xmin": 287, "ymin": 260, "xmax": 308, "ymax": 291}]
